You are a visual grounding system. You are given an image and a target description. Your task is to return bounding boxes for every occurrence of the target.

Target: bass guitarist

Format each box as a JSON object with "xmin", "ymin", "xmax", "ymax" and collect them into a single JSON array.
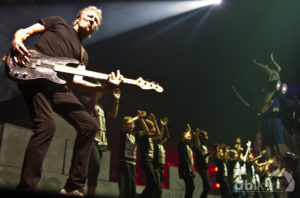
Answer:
[{"xmin": 9, "ymin": 5, "xmax": 123, "ymax": 196}]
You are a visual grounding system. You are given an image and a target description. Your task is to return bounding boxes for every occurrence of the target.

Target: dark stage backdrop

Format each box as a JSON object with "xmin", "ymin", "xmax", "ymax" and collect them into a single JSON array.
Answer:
[{"xmin": 1, "ymin": 0, "xmax": 300, "ymax": 187}]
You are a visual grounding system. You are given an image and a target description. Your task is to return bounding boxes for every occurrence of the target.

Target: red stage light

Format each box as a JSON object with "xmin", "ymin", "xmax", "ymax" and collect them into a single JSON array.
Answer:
[
  {"xmin": 211, "ymin": 182, "xmax": 220, "ymax": 189},
  {"xmin": 208, "ymin": 165, "xmax": 218, "ymax": 174}
]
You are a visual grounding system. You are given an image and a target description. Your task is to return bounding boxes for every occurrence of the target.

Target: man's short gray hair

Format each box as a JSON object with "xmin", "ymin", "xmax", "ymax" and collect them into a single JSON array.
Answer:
[{"xmin": 74, "ymin": 6, "xmax": 102, "ymax": 30}]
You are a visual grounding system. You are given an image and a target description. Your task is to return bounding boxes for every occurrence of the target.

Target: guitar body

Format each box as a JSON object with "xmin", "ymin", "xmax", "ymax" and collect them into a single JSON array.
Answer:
[
  {"xmin": 5, "ymin": 49, "xmax": 80, "ymax": 85},
  {"xmin": 5, "ymin": 49, "xmax": 164, "ymax": 92}
]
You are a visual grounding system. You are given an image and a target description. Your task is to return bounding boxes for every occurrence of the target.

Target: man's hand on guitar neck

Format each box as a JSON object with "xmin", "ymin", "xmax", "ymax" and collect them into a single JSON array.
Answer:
[
  {"xmin": 100, "ymin": 70, "xmax": 123, "ymax": 93},
  {"xmin": 107, "ymin": 70, "xmax": 123, "ymax": 86},
  {"xmin": 73, "ymin": 67, "xmax": 123, "ymax": 94}
]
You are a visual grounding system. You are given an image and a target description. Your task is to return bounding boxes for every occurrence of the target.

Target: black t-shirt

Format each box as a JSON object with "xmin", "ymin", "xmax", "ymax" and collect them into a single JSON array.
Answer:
[
  {"xmin": 31, "ymin": 16, "xmax": 89, "ymax": 85},
  {"xmin": 118, "ymin": 130, "xmax": 139, "ymax": 165},
  {"xmin": 139, "ymin": 134, "xmax": 155, "ymax": 164},
  {"xmin": 33, "ymin": 16, "xmax": 88, "ymax": 64},
  {"xmin": 245, "ymin": 160, "xmax": 254, "ymax": 182},
  {"xmin": 227, "ymin": 158, "xmax": 236, "ymax": 184},
  {"xmin": 153, "ymin": 142, "xmax": 166, "ymax": 168},
  {"xmin": 177, "ymin": 141, "xmax": 195, "ymax": 179},
  {"xmin": 195, "ymin": 144, "xmax": 209, "ymax": 171},
  {"xmin": 215, "ymin": 158, "xmax": 228, "ymax": 182}
]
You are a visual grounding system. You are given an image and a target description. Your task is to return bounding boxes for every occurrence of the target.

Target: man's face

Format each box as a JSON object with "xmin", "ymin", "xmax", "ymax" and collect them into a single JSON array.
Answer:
[
  {"xmin": 234, "ymin": 152, "xmax": 238, "ymax": 160},
  {"xmin": 218, "ymin": 149, "xmax": 224, "ymax": 157},
  {"xmin": 78, "ymin": 10, "xmax": 100, "ymax": 36},
  {"xmin": 122, "ymin": 118, "xmax": 135, "ymax": 132},
  {"xmin": 126, "ymin": 120, "xmax": 135, "ymax": 132},
  {"xmin": 202, "ymin": 133, "xmax": 208, "ymax": 141},
  {"xmin": 184, "ymin": 132, "xmax": 192, "ymax": 142}
]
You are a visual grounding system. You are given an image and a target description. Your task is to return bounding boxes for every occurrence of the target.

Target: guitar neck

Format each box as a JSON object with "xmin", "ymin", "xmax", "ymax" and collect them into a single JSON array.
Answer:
[
  {"xmin": 54, "ymin": 64, "xmax": 137, "ymax": 85},
  {"xmin": 122, "ymin": 78, "xmax": 138, "ymax": 85}
]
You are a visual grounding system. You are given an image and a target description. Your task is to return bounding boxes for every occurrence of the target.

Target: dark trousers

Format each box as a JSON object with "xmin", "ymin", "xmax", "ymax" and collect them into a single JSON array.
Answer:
[
  {"xmin": 87, "ymin": 141, "xmax": 103, "ymax": 187},
  {"xmin": 262, "ymin": 192, "xmax": 274, "ymax": 198},
  {"xmin": 0, "ymin": 122, "xmax": 4, "ymax": 152},
  {"xmin": 154, "ymin": 166, "xmax": 164, "ymax": 198},
  {"xmin": 17, "ymin": 83, "xmax": 97, "ymax": 193},
  {"xmin": 141, "ymin": 160, "xmax": 160, "ymax": 198},
  {"xmin": 254, "ymin": 191, "xmax": 263, "ymax": 198},
  {"xmin": 182, "ymin": 176, "xmax": 195, "ymax": 198},
  {"xmin": 118, "ymin": 161, "xmax": 136, "ymax": 198},
  {"xmin": 218, "ymin": 177, "xmax": 231, "ymax": 198},
  {"xmin": 198, "ymin": 169, "xmax": 211, "ymax": 198}
]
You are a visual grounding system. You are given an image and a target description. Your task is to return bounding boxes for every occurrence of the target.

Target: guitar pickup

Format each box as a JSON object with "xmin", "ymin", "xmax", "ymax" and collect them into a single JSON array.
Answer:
[
  {"xmin": 31, "ymin": 63, "xmax": 37, "ymax": 68},
  {"xmin": 31, "ymin": 60, "xmax": 41, "ymax": 69}
]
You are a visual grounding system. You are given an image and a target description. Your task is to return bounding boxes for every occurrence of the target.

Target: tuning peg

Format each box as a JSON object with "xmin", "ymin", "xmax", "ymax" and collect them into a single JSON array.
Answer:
[
  {"xmin": 23, "ymin": 72, "xmax": 28, "ymax": 78},
  {"xmin": 14, "ymin": 71, "xmax": 20, "ymax": 77}
]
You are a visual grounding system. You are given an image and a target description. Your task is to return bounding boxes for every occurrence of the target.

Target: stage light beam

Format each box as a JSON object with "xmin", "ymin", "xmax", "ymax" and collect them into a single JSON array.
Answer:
[
  {"xmin": 86, "ymin": 0, "xmax": 223, "ymax": 43},
  {"xmin": 172, "ymin": 0, "xmax": 222, "ymax": 13},
  {"xmin": 0, "ymin": 1, "xmax": 222, "ymax": 46}
]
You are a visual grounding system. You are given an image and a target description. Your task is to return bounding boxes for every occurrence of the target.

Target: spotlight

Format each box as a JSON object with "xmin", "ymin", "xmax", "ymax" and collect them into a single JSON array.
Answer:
[
  {"xmin": 208, "ymin": 165, "xmax": 218, "ymax": 174},
  {"xmin": 276, "ymin": 81, "xmax": 281, "ymax": 91},
  {"xmin": 212, "ymin": 182, "xmax": 220, "ymax": 189},
  {"xmin": 281, "ymin": 83, "xmax": 288, "ymax": 94},
  {"xmin": 274, "ymin": 81, "xmax": 288, "ymax": 94},
  {"xmin": 172, "ymin": 0, "xmax": 222, "ymax": 12},
  {"xmin": 212, "ymin": 0, "xmax": 222, "ymax": 5}
]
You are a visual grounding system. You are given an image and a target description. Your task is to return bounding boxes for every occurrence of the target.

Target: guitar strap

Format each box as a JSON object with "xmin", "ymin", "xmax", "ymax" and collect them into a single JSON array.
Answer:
[{"xmin": 80, "ymin": 45, "xmax": 84, "ymax": 65}]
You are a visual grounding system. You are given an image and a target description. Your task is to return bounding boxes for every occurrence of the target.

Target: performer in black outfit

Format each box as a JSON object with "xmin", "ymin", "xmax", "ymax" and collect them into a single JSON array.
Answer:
[
  {"xmin": 195, "ymin": 130, "xmax": 214, "ymax": 198},
  {"xmin": 85, "ymin": 80, "xmax": 121, "ymax": 196},
  {"xmin": 213, "ymin": 144, "xmax": 231, "ymax": 198},
  {"xmin": 139, "ymin": 113, "xmax": 161, "ymax": 198},
  {"xmin": 9, "ymin": 6, "xmax": 123, "ymax": 196},
  {"xmin": 118, "ymin": 110, "xmax": 148, "ymax": 198},
  {"xmin": 153, "ymin": 117, "xmax": 170, "ymax": 198},
  {"xmin": 178, "ymin": 124, "xmax": 199, "ymax": 198}
]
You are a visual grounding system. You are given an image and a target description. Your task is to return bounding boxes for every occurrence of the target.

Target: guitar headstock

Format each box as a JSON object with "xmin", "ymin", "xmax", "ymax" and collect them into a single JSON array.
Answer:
[{"xmin": 136, "ymin": 77, "xmax": 164, "ymax": 93}]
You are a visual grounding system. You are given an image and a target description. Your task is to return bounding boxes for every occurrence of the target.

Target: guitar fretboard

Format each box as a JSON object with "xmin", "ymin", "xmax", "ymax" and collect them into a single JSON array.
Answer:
[{"xmin": 54, "ymin": 64, "xmax": 137, "ymax": 85}]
